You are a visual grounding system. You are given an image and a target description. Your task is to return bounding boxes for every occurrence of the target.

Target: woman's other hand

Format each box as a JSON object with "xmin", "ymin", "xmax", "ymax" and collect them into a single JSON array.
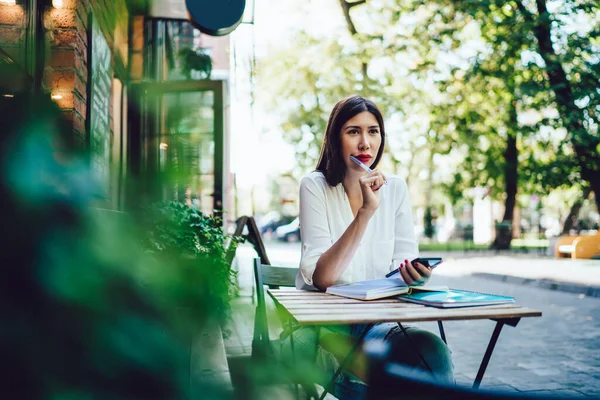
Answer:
[
  {"xmin": 358, "ymin": 170, "xmax": 386, "ymax": 216},
  {"xmin": 397, "ymin": 258, "xmax": 432, "ymax": 286}
]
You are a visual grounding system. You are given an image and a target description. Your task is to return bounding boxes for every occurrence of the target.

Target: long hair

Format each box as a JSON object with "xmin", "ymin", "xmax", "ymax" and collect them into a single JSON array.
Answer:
[{"xmin": 315, "ymin": 95, "xmax": 386, "ymax": 186}]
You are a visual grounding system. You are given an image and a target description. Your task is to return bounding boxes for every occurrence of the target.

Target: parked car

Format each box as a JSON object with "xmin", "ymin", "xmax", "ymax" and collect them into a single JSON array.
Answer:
[
  {"xmin": 275, "ymin": 217, "xmax": 300, "ymax": 242},
  {"xmin": 257, "ymin": 211, "xmax": 295, "ymax": 237}
]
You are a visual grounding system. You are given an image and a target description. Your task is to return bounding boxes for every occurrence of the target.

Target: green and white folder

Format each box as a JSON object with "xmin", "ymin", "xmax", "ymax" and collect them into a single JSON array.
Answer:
[{"xmin": 398, "ymin": 289, "xmax": 515, "ymax": 308}]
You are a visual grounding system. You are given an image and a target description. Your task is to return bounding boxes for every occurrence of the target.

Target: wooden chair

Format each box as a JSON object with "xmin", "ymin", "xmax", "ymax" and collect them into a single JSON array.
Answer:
[
  {"xmin": 227, "ymin": 216, "xmax": 271, "ymax": 267},
  {"xmin": 252, "ymin": 258, "xmax": 320, "ymax": 399},
  {"xmin": 252, "ymin": 258, "xmax": 298, "ymax": 358},
  {"xmin": 226, "ymin": 216, "xmax": 272, "ymax": 304}
]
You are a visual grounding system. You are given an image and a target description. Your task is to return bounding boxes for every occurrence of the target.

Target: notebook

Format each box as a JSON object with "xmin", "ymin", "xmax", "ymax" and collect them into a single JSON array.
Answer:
[
  {"xmin": 325, "ymin": 278, "xmax": 448, "ymax": 301},
  {"xmin": 397, "ymin": 289, "xmax": 515, "ymax": 308}
]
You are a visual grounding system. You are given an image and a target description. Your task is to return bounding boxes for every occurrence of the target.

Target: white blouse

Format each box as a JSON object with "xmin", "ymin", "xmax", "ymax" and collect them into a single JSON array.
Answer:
[{"xmin": 296, "ymin": 171, "xmax": 419, "ymax": 290}]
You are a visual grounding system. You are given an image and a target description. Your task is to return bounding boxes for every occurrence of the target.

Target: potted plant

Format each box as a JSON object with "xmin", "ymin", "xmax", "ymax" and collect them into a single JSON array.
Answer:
[
  {"xmin": 137, "ymin": 201, "xmax": 244, "ymax": 394},
  {"xmin": 138, "ymin": 201, "xmax": 243, "ymax": 327}
]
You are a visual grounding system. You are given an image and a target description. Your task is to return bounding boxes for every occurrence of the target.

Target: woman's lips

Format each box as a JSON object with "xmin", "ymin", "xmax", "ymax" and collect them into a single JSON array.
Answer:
[{"xmin": 355, "ymin": 156, "xmax": 372, "ymax": 163}]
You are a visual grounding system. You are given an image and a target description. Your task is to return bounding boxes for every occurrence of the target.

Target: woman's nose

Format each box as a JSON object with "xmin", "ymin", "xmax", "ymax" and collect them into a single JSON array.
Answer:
[{"xmin": 359, "ymin": 133, "xmax": 370, "ymax": 150}]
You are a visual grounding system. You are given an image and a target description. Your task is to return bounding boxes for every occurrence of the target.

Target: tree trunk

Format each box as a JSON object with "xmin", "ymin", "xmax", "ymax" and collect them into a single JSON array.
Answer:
[
  {"xmin": 530, "ymin": 0, "xmax": 600, "ymax": 213},
  {"xmin": 491, "ymin": 101, "xmax": 518, "ymax": 250},
  {"xmin": 502, "ymin": 108, "xmax": 519, "ymax": 224},
  {"xmin": 561, "ymin": 186, "xmax": 592, "ymax": 235}
]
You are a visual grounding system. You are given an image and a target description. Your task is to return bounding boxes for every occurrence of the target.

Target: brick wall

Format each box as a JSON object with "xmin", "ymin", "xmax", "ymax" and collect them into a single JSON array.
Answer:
[
  {"xmin": 41, "ymin": 0, "xmax": 128, "ymax": 151},
  {"xmin": 45, "ymin": 2, "xmax": 88, "ymax": 147},
  {"xmin": 0, "ymin": 2, "xmax": 27, "ymax": 66},
  {"xmin": 130, "ymin": 16, "xmax": 144, "ymax": 80}
]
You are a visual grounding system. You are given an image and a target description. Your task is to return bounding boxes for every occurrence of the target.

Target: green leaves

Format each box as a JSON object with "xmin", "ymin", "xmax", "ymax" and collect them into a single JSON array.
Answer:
[
  {"xmin": 177, "ymin": 47, "xmax": 212, "ymax": 80},
  {"xmin": 138, "ymin": 201, "xmax": 244, "ymax": 325}
]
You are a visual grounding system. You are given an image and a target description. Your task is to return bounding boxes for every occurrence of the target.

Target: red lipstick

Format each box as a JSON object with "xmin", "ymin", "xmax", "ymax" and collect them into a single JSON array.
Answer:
[{"xmin": 355, "ymin": 154, "xmax": 372, "ymax": 163}]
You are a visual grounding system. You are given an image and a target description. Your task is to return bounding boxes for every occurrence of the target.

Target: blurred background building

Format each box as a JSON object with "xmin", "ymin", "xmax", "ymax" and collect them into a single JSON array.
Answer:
[{"xmin": 0, "ymin": 0, "xmax": 241, "ymax": 222}]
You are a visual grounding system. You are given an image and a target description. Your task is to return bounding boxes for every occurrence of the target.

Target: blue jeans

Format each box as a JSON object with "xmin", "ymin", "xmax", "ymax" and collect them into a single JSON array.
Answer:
[{"xmin": 281, "ymin": 322, "xmax": 454, "ymax": 400}]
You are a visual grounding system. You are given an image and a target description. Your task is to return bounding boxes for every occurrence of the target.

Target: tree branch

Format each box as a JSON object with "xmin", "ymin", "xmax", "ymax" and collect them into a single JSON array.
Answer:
[
  {"xmin": 338, "ymin": 0, "xmax": 369, "ymax": 83},
  {"xmin": 513, "ymin": 0, "xmax": 534, "ymax": 23},
  {"xmin": 338, "ymin": 0, "xmax": 366, "ymax": 36}
]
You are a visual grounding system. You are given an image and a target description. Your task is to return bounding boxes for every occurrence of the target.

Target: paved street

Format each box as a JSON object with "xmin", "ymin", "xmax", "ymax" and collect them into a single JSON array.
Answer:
[
  {"xmin": 228, "ymin": 241, "xmax": 600, "ymax": 397},
  {"xmin": 421, "ymin": 274, "xmax": 600, "ymax": 397}
]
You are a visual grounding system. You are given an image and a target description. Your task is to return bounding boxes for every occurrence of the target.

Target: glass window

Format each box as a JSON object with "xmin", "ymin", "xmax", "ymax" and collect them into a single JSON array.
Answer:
[{"xmin": 159, "ymin": 90, "xmax": 216, "ymax": 213}]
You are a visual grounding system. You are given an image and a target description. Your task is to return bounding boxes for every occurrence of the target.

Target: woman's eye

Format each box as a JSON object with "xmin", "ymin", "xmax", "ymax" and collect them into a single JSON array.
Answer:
[
  {"xmin": 370, "ymin": 130, "xmax": 379, "ymax": 135},
  {"xmin": 348, "ymin": 130, "xmax": 359, "ymax": 134}
]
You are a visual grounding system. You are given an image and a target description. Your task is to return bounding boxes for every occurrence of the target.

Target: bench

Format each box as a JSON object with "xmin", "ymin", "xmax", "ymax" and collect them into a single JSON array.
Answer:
[{"xmin": 555, "ymin": 231, "xmax": 600, "ymax": 259}]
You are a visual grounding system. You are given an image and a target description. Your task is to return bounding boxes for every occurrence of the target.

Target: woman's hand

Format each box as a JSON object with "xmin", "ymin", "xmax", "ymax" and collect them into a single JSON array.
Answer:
[
  {"xmin": 397, "ymin": 259, "xmax": 432, "ymax": 286},
  {"xmin": 358, "ymin": 170, "xmax": 387, "ymax": 216}
]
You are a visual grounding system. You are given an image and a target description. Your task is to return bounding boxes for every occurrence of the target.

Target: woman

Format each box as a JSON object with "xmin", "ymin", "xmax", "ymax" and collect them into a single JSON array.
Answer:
[{"xmin": 286, "ymin": 95, "xmax": 454, "ymax": 399}]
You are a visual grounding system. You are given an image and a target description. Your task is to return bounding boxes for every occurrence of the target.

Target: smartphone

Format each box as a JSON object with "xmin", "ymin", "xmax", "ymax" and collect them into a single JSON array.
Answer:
[
  {"xmin": 413, "ymin": 257, "xmax": 443, "ymax": 269},
  {"xmin": 385, "ymin": 257, "xmax": 443, "ymax": 278}
]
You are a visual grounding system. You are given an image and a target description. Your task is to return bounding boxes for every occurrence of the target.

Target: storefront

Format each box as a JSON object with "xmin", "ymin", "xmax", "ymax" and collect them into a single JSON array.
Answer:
[
  {"xmin": 0, "ymin": 0, "xmax": 130, "ymax": 208},
  {"xmin": 128, "ymin": 16, "xmax": 232, "ymax": 216},
  {"xmin": 0, "ymin": 0, "xmax": 246, "ymax": 218}
]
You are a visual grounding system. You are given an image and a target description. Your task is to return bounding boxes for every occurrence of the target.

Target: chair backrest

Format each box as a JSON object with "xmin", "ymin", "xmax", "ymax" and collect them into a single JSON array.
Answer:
[
  {"xmin": 252, "ymin": 258, "xmax": 299, "ymax": 360},
  {"xmin": 226, "ymin": 216, "xmax": 271, "ymax": 267},
  {"xmin": 254, "ymin": 259, "xmax": 299, "ymax": 289}
]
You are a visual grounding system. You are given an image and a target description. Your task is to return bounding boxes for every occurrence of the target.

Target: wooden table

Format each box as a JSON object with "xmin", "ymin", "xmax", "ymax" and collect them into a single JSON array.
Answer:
[{"xmin": 268, "ymin": 289, "xmax": 542, "ymax": 396}]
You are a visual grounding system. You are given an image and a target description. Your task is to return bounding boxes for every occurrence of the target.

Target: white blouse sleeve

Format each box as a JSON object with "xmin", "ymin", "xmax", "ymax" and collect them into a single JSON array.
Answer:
[
  {"xmin": 297, "ymin": 175, "xmax": 332, "ymax": 288},
  {"xmin": 391, "ymin": 178, "xmax": 419, "ymax": 270}
]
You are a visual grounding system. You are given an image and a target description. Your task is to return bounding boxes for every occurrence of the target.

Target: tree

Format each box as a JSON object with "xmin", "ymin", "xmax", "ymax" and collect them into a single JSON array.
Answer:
[
  {"xmin": 387, "ymin": 0, "xmax": 600, "ymax": 246},
  {"xmin": 256, "ymin": 0, "xmax": 600, "ymax": 242},
  {"xmin": 513, "ymin": 0, "xmax": 600, "ymax": 212}
]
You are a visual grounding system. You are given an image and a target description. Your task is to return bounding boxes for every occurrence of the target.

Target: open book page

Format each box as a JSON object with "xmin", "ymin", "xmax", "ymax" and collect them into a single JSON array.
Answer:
[
  {"xmin": 326, "ymin": 279, "xmax": 408, "ymax": 300},
  {"xmin": 325, "ymin": 279, "xmax": 448, "ymax": 301}
]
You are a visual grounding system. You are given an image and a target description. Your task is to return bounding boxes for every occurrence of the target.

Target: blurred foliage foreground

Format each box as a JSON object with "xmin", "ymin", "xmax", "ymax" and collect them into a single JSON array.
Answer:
[{"xmin": 0, "ymin": 92, "xmax": 264, "ymax": 398}]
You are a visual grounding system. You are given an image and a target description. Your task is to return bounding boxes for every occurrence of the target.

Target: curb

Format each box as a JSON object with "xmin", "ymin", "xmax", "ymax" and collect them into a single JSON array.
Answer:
[{"xmin": 472, "ymin": 272, "xmax": 600, "ymax": 298}]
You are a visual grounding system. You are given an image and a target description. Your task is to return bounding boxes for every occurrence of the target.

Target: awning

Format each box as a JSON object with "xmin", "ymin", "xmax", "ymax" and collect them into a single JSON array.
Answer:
[
  {"xmin": 148, "ymin": 0, "xmax": 249, "ymax": 36},
  {"xmin": 149, "ymin": 0, "xmax": 189, "ymax": 20}
]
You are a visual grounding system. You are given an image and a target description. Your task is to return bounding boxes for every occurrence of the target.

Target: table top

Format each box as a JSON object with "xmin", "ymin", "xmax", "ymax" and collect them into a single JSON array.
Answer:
[{"xmin": 268, "ymin": 289, "xmax": 542, "ymax": 326}]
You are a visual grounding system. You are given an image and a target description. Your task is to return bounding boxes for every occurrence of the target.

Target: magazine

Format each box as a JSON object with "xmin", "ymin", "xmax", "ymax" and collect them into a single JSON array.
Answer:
[{"xmin": 398, "ymin": 289, "xmax": 515, "ymax": 308}]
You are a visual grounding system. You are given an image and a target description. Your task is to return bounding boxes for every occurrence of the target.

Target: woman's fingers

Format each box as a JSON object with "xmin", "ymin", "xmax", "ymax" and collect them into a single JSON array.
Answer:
[
  {"xmin": 358, "ymin": 171, "xmax": 386, "ymax": 191},
  {"xmin": 404, "ymin": 260, "xmax": 422, "ymax": 282},
  {"xmin": 414, "ymin": 261, "xmax": 432, "ymax": 277},
  {"xmin": 399, "ymin": 267, "xmax": 414, "ymax": 285},
  {"xmin": 400, "ymin": 259, "xmax": 431, "ymax": 286}
]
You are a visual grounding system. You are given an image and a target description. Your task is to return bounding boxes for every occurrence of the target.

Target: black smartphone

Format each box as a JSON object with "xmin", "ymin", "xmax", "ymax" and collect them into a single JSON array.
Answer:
[
  {"xmin": 385, "ymin": 257, "xmax": 443, "ymax": 278},
  {"xmin": 413, "ymin": 257, "xmax": 443, "ymax": 269}
]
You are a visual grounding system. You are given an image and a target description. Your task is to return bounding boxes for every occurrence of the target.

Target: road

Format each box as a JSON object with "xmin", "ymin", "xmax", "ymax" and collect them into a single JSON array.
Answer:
[{"xmin": 234, "ymin": 241, "xmax": 600, "ymax": 397}]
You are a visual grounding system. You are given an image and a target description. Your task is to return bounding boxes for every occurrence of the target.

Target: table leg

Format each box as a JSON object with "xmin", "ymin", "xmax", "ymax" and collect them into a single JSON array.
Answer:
[
  {"xmin": 309, "ymin": 326, "xmax": 321, "ymax": 400},
  {"xmin": 318, "ymin": 323, "xmax": 374, "ymax": 400},
  {"xmin": 437, "ymin": 321, "xmax": 447, "ymax": 345},
  {"xmin": 472, "ymin": 320, "xmax": 503, "ymax": 389},
  {"xmin": 290, "ymin": 326, "xmax": 299, "ymax": 400},
  {"xmin": 471, "ymin": 317, "xmax": 520, "ymax": 389}
]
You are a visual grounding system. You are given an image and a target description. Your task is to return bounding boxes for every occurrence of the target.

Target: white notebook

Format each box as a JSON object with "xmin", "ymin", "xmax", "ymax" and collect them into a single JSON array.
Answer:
[{"xmin": 326, "ymin": 278, "xmax": 448, "ymax": 301}]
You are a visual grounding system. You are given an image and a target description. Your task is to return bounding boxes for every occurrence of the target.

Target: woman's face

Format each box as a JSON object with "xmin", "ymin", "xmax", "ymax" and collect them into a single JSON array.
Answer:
[{"xmin": 339, "ymin": 111, "xmax": 382, "ymax": 172}]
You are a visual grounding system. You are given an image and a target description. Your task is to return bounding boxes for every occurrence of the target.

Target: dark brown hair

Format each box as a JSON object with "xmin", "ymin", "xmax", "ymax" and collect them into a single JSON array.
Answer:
[{"xmin": 315, "ymin": 95, "xmax": 386, "ymax": 186}]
